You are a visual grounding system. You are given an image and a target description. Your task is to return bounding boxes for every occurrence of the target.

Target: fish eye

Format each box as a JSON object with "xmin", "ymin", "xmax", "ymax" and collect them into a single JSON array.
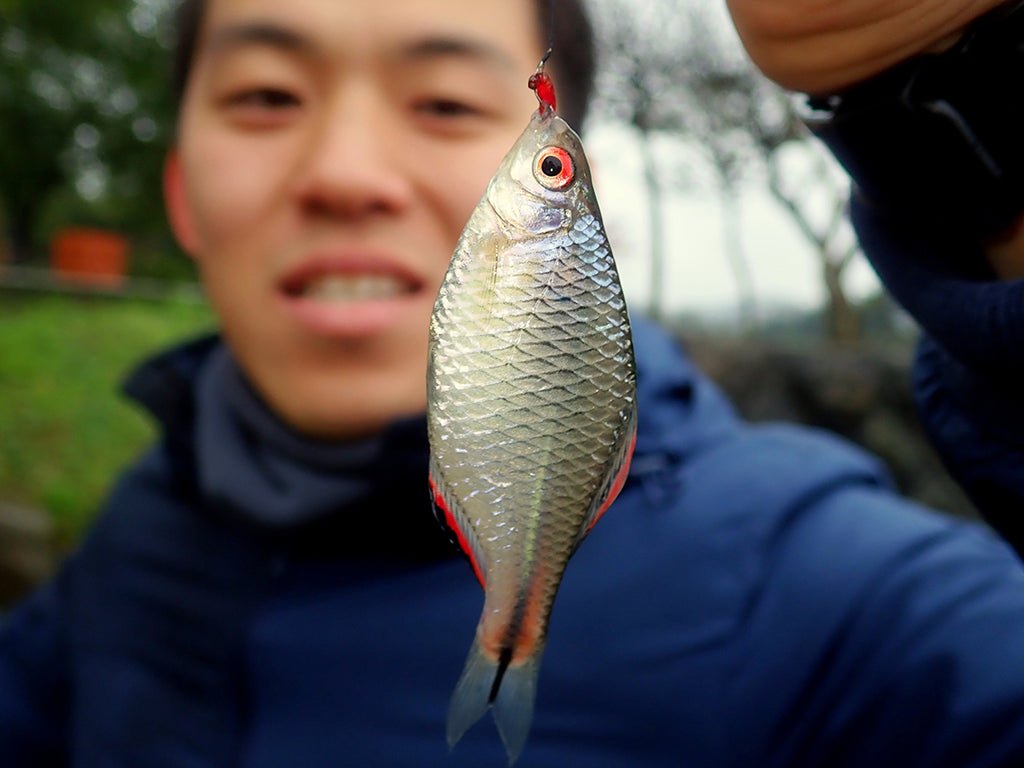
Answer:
[{"xmin": 534, "ymin": 146, "xmax": 574, "ymax": 190}]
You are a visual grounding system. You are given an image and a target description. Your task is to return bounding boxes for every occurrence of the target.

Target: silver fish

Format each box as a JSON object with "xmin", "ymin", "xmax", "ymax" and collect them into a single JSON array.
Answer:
[{"xmin": 427, "ymin": 102, "xmax": 637, "ymax": 764}]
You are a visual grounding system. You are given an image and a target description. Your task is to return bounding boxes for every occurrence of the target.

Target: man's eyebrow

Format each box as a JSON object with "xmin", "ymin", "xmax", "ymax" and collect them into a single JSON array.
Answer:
[
  {"xmin": 398, "ymin": 37, "xmax": 518, "ymax": 70},
  {"xmin": 205, "ymin": 22, "xmax": 313, "ymax": 56}
]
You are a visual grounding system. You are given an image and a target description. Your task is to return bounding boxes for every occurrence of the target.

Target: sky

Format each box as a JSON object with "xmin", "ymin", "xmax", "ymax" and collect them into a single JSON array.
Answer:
[{"xmin": 583, "ymin": 123, "xmax": 883, "ymax": 325}]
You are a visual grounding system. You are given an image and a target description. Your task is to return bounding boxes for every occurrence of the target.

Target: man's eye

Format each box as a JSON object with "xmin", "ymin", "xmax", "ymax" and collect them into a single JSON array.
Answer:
[
  {"xmin": 221, "ymin": 88, "xmax": 302, "ymax": 128},
  {"xmin": 416, "ymin": 99, "xmax": 479, "ymax": 118},
  {"xmin": 227, "ymin": 88, "xmax": 301, "ymax": 110}
]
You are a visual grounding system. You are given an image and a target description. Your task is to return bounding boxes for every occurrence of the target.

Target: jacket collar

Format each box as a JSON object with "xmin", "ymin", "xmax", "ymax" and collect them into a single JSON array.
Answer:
[{"xmin": 121, "ymin": 318, "xmax": 729, "ymax": 532}]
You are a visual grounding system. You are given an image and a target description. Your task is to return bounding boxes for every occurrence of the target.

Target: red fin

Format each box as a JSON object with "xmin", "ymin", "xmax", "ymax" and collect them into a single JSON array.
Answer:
[
  {"xmin": 429, "ymin": 461, "xmax": 485, "ymax": 588},
  {"xmin": 575, "ymin": 405, "xmax": 638, "ymax": 549},
  {"xmin": 589, "ymin": 432, "xmax": 635, "ymax": 533}
]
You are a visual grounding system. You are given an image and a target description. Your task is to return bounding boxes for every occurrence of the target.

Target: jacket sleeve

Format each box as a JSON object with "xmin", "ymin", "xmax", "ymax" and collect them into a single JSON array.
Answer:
[
  {"xmin": 913, "ymin": 334, "xmax": 1024, "ymax": 557},
  {"xmin": 0, "ymin": 565, "xmax": 72, "ymax": 767},
  {"xmin": 846, "ymin": 196, "xmax": 1024, "ymax": 555},
  {"xmin": 727, "ymin": 476, "xmax": 1024, "ymax": 768}
]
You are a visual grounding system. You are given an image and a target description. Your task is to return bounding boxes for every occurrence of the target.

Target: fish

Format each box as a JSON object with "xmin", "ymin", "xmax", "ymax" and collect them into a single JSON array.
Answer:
[{"xmin": 426, "ymin": 71, "xmax": 637, "ymax": 764}]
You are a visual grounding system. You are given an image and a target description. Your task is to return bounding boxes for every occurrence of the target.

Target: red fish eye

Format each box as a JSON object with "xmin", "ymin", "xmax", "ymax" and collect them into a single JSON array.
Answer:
[{"xmin": 535, "ymin": 147, "xmax": 574, "ymax": 189}]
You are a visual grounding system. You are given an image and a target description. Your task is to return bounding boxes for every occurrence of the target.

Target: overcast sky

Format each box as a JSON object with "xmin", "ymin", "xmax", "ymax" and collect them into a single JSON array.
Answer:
[{"xmin": 585, "ymin": 123, "xmax": 882, "ymax": 322}]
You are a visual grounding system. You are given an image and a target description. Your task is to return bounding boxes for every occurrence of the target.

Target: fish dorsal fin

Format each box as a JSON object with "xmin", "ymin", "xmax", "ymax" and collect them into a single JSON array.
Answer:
[
  {"xmin": 429, "ymin": 455, "xmax": 487, "ymax": 588},
  {"xmin": 573, "ymin": 403, "xmax": 638, "ymax": 552}
]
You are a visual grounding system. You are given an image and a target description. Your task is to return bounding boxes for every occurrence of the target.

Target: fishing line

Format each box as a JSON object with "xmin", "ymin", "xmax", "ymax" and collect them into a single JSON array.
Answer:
[
  {"xmin": 532, "ymin": 0, "xmax": 553, "ymax": 74},
  {"xmin": 529, "ymin": 0, "xmax": 558, "ymax": 113},
  {"xmin": 545, "ymin": 0, "xmax": 555, "ymax": 61}
]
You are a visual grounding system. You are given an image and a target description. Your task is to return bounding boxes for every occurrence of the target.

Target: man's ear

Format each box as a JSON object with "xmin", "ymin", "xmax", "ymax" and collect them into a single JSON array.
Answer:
[{"xmin": 163, "ymin": 148, "xmax": 200, "ymax": 257}]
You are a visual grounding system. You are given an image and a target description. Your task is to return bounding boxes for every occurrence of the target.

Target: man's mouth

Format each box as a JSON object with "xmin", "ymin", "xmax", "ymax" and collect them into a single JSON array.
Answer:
[
  {"xmin": 276, "ymin": 258, "xmax": 429, "ymax": 337},
  {"xmin": 291, "ymin": 273, "xmax": 416, "ymax": 301}
]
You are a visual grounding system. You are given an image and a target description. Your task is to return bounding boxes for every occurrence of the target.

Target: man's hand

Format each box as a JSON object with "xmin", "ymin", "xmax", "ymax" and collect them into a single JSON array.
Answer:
[
  {"xmin": 985, "ymin": 220, "xmax": 1024, "ymax": 279},
  {"xmin": 725, "ymin": 0, "xmax": 1006, "ymax": 95}
]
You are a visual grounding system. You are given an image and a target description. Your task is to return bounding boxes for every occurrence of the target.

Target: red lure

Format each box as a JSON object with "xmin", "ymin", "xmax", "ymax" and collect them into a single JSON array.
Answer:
[{"xmin": 528, "ymin": 53, "xmax": 557, "ymax": 114}]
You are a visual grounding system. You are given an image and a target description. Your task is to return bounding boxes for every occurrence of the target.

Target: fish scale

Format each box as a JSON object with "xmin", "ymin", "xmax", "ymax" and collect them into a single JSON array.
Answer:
[{"xmin": 427, "ymin": 103, "xmax": 636, "ymax": 764}]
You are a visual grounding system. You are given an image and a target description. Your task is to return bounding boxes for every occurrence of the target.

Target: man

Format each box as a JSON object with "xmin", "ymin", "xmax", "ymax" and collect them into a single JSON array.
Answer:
[
  {"xmin": 3, "ymin": 0, "xmax": 1024, "ymax": 766},
  {"xmin": 726, "ymin": 0, "xmax": 1024, "ymax": 551}
]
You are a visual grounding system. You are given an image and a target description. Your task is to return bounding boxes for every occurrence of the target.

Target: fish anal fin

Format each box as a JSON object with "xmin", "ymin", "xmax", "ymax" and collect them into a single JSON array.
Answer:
[
  {"xmin": 575, "ymin": 405, "xmax": 638, "ymax": 549},
  {"xmin": 429, "ymin": 456, "xmax": 486, "ymax": 588}
]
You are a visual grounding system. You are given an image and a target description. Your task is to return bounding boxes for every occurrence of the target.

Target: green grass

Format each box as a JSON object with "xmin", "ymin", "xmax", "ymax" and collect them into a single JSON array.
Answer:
[{"xmin": 0, "ymin": 291, "xmax": 215, "ymax": 547}]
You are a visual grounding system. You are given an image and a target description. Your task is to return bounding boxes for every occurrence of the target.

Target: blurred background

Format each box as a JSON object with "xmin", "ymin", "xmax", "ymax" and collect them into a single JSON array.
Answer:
[{"xmin": 0, "ymin": 0, "xmax": 973, "ymax": 605}]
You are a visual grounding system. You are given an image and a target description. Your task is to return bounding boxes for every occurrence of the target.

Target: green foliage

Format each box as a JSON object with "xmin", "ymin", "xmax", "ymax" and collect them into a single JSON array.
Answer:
[
  {"xmin": 0, "ymin": 0, "xmax": 178, "ymax": 264},
  {"xmin": 0, "ymin": 292, "xmax": 214, "ymax": 546}
]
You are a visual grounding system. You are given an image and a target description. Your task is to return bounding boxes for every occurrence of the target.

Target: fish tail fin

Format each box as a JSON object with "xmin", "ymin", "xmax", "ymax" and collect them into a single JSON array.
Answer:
[
  {"xmin": 446, "ymin": 638, "xmax": 542, "ymax": 765},
  {"xmin": 492, "ymin": 649, "xmax": 541, "ymax": 765},
  {"xmin": 446, "ymin": 637, "xmax": 497, "ymax": 751}
]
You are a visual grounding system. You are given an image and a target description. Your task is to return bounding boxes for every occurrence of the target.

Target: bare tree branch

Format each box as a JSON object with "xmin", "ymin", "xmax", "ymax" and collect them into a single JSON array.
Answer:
[{"xmin": 588, "ymin": 0, "xmax": 863, "ymax": 341}]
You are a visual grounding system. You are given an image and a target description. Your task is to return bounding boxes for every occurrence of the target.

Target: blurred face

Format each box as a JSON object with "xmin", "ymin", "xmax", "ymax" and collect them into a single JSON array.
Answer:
[{"xmin": 165, "ymin": 0, "xmax": 544, "ymax": 438}]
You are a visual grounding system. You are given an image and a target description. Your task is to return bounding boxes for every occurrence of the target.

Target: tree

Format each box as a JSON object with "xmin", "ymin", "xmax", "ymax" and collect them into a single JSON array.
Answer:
[
  {"xmin": 762, "ymin": 130, "xmax": 862, "ymax": 346},
  {"xmin": 675, "ymin": 10, "xmax": 776, "ymax": 332},
  {"xmin": 589, "ymin": 0, "xmax": 765, "ymax": 328},
  {"xmin": 589, "ymin": 0, "xmax": 862, "ymax": 343},
  {"xmin": 690, "ymin": 54, "xmax": 864, "ymax": 344},
  {"xmin": 0, "ymin": 0, "xmax": 177, "ymax": 263},
  {"xmin": 588, "ymin": 0, "xmax": 695, "ymax": 323}
]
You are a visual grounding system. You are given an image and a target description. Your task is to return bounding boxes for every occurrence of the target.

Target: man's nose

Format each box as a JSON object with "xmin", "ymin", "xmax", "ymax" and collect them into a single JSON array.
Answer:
[{"xmin": 292, "ymin": 85, "xmax": 414, "ymax": 219}]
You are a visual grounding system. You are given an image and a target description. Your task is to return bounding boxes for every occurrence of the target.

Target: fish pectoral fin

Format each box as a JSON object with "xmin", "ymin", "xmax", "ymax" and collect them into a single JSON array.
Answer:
[
  {"xmin": 574, "ymin": 402, "xmax": 638, "ymax": 552},
  {"xmin": 429, "ymin": 455, "xmax": 486, "ymax": 588},
  {"xmin": 447, "ymin": 637, "xmax": 542, "ymax": 766}
]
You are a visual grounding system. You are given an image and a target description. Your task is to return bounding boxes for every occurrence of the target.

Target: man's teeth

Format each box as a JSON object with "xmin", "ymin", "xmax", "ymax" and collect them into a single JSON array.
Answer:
[{"xmin": 301, "ymin": 274, "xmax": 409, "ymax": 300}]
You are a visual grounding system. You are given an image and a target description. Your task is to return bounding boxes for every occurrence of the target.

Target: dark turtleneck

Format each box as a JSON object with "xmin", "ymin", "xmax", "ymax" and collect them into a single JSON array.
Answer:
[{"xmin": 132, "ymin": 339, "xmax": 457, "ymax": 561}]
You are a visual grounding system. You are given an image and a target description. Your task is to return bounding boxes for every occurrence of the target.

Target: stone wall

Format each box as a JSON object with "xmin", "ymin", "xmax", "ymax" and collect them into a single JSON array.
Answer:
[
  {"xmin": 684, "ymin": 335, "xmax": 978, "ymax": 521},
  {"xmin": 0, "ymin": 502, "xmax": 56, "ymax": 606}
]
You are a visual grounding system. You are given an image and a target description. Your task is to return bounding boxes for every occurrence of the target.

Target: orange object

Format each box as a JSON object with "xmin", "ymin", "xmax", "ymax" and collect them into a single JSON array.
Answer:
[{"xmin": 50, "ymin": 228, "xmax": 129, "ymax": 287}]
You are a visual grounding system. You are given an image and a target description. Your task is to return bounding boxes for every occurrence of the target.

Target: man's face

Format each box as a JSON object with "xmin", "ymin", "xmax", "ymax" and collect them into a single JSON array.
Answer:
[{"xmin": 166, "ymin": 0, "xmax": 544, "ymax": 438}]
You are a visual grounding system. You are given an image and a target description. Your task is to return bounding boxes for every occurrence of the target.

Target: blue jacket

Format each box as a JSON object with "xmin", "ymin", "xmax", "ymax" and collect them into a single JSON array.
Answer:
[{"xmin": 3, "ymin": 319, "xmax": 1024, "ymax": 767}]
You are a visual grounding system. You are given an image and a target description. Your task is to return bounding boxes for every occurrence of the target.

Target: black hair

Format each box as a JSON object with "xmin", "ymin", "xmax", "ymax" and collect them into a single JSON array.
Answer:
[{"xmin": 170, "ymin": 0, "xmax": 596, "ymax": 129}]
